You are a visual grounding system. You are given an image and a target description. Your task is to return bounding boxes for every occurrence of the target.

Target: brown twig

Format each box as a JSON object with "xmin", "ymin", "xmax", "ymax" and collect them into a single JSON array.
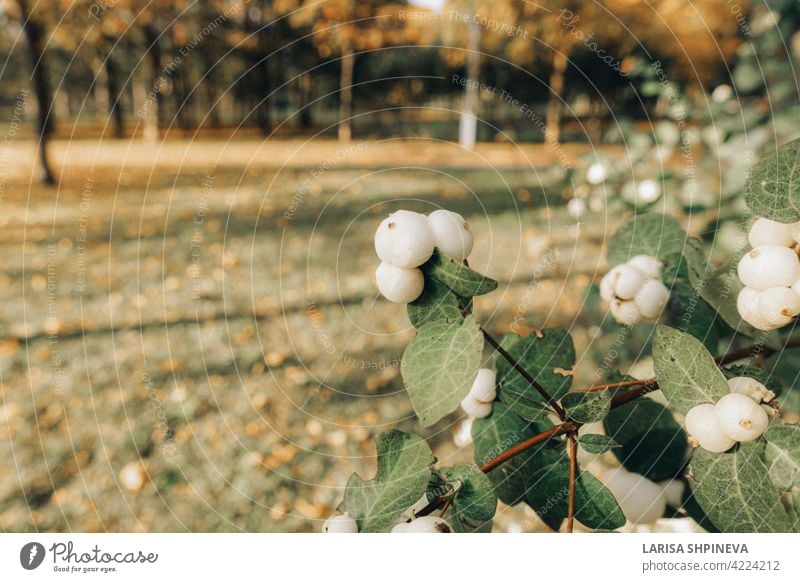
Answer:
[
  {"xmin": 713, "ymin": 338, "xmax": 800, "ymax": 366},
  {"xmin": 479, "ymin": 422, "xmax": 576, "ymax": 473},
  {"xmin": 576, "ymin": 378, "xmax": 654, "ymax": 392},
  {"xmin": 480, "ymin": 327, "xmax": 567, "ymax": 420},
  {"xmin": 566, "ymin": 433, "xmax": 577, "ymax": 534},
  {"xmin": 439, "ymin": 498, "xmax": 453, "ymax": 518}
]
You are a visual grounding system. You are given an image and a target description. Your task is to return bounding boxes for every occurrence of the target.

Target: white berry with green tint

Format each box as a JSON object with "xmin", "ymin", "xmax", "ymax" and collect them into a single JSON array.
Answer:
[
  {"xmin": 757, "ymin": 286, "xmax": 800, "ymax": 327},
  {"xmin": 715, "ymin": 393, "xmax": 769, "ymax": 442},
  {"xmin": 374, "ymin": 210, "xmax": 435, "ymax": 268},
  {"xmin": 748, "ymin": 217, "xmax": 795, "ymax": 247},
  {"xmin": 603, "ymin": 469, "xmax": 666, "ymax": 525},
  {"xmin": 684, "ymin": 403, "xmax": 736, "ymax": 453},
  {"xmin": 737, "ymin": 245, "xmax": 800, "ymax": 291},
  {"xmin": 401, "ymin": 515, "xmax": 453, "ymax": 533},
  {"xmin": 427, "ymin": 209, "xmax": 474, "ymax": 262},
  {"xmin": 727, "ymin": 376, "xmax": 775, "ymax": 403},
  {"xmin": 375, "ymin": 262, "xmax": 424, "ymax": 304},
  {"xmin": 323, "ymin": 513, "xmax": 358, "ymax": 533}
]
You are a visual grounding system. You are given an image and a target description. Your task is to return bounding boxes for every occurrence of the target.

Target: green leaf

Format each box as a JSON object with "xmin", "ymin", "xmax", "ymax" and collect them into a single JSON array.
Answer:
[
  {"xmin": 578, "ymin": 434, "xmax": 620, "ymax": 454},
  {"xmin": 472, "ymin": 403, "xmax": 556, "ymax": 506},
  {"xmin": 401, "ymin": 316, "xmax": 484, "ymax": 426},
  {"xmin": 340, "ymin": 430, "xmax": 434, "ymax": 532},
  {"xmin": 745, "ymin": 138, "xmax": 800, "ymax": 223},
  {"xmin": 652, "ymin": 325, "xmax": 730, "ymax": 415},
  {"xmin": 665, "ymin": 281, "xmax": 726, "ymax": 351},
  {"xmin": 421, "ymin": 251, "xmax": 498, "ymax": 297},
  {"xmin": 688, "ymin": 442, "xmax": 791, "ymax": 533},
  {"xmin": 442, "ymin": 464, "xmax": 497, "ymax": 524},
  {"xmin": 407, "ymin": 277, "xmax": 465, "ymax": 328},
  {"xmin": 524, "ymin": 460, "xmax": 626, "ymax": 530},
  {"xmin": 496, "ymin": 329, "xmax": 575, "ymax": 406},
  {"xmin": 607, "ymin": 213, "xmax": 686, "ymax": 265},
  {"xmin": 661, "ymin": 238, "xmax": 708, "ymax": 289},
  {"xmin": 604, "ymin": 398, "xmax": 688, "ymax": 480},
  {"xmin": 764, "ymin": 425, "xmax": 800, "ymax": 490},
  {"xmin": 562, "ymin": 390, "xmax": 611, "ymax": 423}
]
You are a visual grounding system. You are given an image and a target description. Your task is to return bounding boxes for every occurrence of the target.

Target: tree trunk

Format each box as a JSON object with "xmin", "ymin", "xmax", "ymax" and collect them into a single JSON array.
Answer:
[
  {"xmin": 141, "ymin": 23, "xmax": 161, "ymax": 143},
  {"xmin": 338, "ymin": 46, "xmax": 354, "ymax": 142},
  {"xmin": 17, "ymin": 0, "xmax": 55, "ymax": 184},
  {"xmin": 299, "ymin": 72, "xmax": 312, "ymax": 129},
  {"xmin": 546, "ymin": 48, "xmax": 569, "ymax": 146},
  {"xmin": 103, "ymin": 42, "xmax": 125, "ymax": 138},
  {"xmin": 458, "ymin": 8, "xmax": 480, "ymax": 150}
]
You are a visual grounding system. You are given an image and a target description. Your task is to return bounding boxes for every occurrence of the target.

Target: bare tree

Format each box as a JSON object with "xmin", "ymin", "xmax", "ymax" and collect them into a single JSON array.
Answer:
[{"xmin": 16, "ymin": 0, "xmax": 56, "ymax": 184}]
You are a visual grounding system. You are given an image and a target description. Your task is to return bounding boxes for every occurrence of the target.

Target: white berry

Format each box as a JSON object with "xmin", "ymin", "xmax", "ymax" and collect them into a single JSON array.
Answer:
[
  {"xmin": 460, "ymin": 397, "xmax": 492, "ymax": 419},
  {"xmin": 634, "ymin": 279, "xmax": 670, "ymax": 319},
  {"xmin": 614, "ymin": 265, "xmax": 646, "ymax": 300},
  {"xmin": 469, "ymin": 368, "xmax": 497, "ymax": 403},
  {"xmin": 791, "ymin": 222, "xmax": 800, "ymax": 245},
  {"xmin": 323, "ymin": 513, "xmax": 358, "ymax": 533},
  {"xmin": 715, "ymin": 393, "xmax": 769, "ymax": 442},
  {"xmin": 737, "ymin": 245, "xmax": 800, "ymax": 291},
  {"xmin": 401, "ymin": 515, "xmax": 452, "ymax": 533},
  {"xmin": 737, "ymin": 287, "xmax": 777, "ymax": 330},
  {"xmin": 599, "ymin": 266, "xmax": 624, "ymax": 302},
  {"xmin": 374, "ymin": 210, "xmax": 435, "ymax": 268},
  {"xmin": 427, "ymin": 209, "xmax": 474, "ymax": 262},
  {"xmin": 603, "ymin": 469, "xmax": 666, "ymax": 525},
  {"xmin": 749, "ymin": 218, "xmax": 795, "ymax": 248},
  {"xmin": 628, "ymin": 255, "xmax": 663, "ymax": 279},
  {"xmin": 757, "ymin": 286, "xmax": 800, "ymax": 327},
  {"xmin": 586, "ymin": 162, "xmax": 608, "ymax": 185},
  {"xmin": 391, "ymin": 522, "xmax": 410, "ymax": 533},
  {"xmin": 610, "ymin": 299, "xmax": 641, "ymax": 326},
  {"xmin": 684, "ymin": 403, "xmax": 735, "ymax": 453},
  {"xmin": 658, "ymin": 480, "xmax": 685, "ymax": 508},
  {"xmin": 375, "ymin": 262, "xmax": 424, "ymax": 304},
  {"xmin": 727, "ymin": 376, "xmax": 775, "ymax": 403},
  {"xmin": 637, "ymin": 179, "xmax": 661, "ymax": 203}
]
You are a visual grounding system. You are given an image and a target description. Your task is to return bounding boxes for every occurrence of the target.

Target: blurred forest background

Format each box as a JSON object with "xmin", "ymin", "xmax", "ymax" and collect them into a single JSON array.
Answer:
[{"xmin": 1, "ymin": 0, "xmax": 799, "ymax": 532}]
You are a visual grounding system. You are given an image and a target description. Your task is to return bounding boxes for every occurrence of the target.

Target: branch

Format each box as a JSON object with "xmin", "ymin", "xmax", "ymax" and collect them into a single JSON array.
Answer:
[
  {"xmin": 479, "ymin": 421, "xmax": 576, "ymax": 472},
  {"xmin": 480, "ymin": 327, "xmax": 567, "ymax": 420},
  {"xmin": 566, "ymin": 433, "xmax": 577, "ymax": 533},
  {"xmin": 714, "ymin": 337, "xmax": 800, "ymax": 366}
]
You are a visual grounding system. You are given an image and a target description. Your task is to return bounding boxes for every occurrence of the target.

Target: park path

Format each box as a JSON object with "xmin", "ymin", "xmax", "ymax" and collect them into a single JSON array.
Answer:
[{"xmin": 0, "ymin": 139, "xmax": 623, "ymax": 532}]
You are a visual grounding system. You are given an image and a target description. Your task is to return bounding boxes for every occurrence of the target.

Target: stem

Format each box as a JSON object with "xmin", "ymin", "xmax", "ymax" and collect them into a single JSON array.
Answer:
[
  {"xmin": 479, "ymin": 422, "xmax": 576, "ymax": 472},
  {"xmin": 566, "ymin": 433, "xmax": 577, "ymax": 533},
  {"xmin": 714, "ymin": 338, "xmax": 800, "ymax": 366},
  {"xmin": 576, "ymin": 378, "xmax": 653, "ymax": 392},
  {"xmin": 480, "ymin": 327, "xmax": 567, "ymax": 420}
]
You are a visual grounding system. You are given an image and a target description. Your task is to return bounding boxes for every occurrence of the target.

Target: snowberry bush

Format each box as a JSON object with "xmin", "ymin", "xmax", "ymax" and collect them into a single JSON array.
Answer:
[{"xmin": 324, "ymin": 140, "xmax": 800, "ymax": 534}]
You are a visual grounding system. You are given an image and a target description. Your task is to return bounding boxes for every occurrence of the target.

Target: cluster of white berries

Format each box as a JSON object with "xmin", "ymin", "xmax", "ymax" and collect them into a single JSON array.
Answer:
[
  {"xmin": 599, "ymin": 255, "xmax": 670, "ymax": 326},
  {"xmin": 737, "ymin": 218, "xmax": 800, "ymax": 331},
  {"xmin": 374, "ymin": 209, "xmax": 474, "ymax": 304},
  {"xmin": 684, "ymin": 376, "xmax": 774, "ymax": 453},
  {"xmin": 603, "ymin": 468, "xmax": 684, "ymax": 525},
  {"xmin": 323, "ymin": 499, "xmax": 454, "ymax": 533},
  {"xmin": 460, "ymin": 368, "xmax": 496, "ymax": 419}
]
